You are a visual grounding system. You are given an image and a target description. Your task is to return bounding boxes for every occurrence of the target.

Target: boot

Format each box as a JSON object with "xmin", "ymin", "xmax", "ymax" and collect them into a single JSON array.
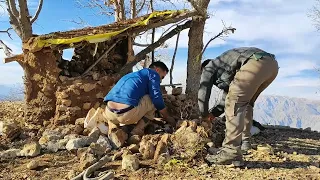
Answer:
[
  {"xmin": 241, "ymin": 141, "xmax": 252, "ymax": 152},
  {"xmin": 205, "ymin": 149, "xmax": 244, "ymax": 167}
]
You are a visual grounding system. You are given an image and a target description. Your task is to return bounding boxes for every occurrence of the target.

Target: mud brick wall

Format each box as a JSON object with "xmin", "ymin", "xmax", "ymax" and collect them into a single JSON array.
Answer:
[{"xmin": 54, "ymin": 72, "xmax": 120, "ymax": 125}]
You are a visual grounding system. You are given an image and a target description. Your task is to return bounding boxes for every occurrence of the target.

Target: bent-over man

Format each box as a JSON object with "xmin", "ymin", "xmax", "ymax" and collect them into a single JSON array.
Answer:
[
  {"xmin": 198, "ymin": 47, "xmax": 278, "ymax": 166},
  {"xmin": 103, "ymin": 61, "xmax": 175, "ymax": 137}
]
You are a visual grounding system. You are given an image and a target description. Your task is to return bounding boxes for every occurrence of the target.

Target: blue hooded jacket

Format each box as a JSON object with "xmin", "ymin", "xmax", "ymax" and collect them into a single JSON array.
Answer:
[{"xmin": 104, "ymin": 68, "xmax": 165, "ymax": 110}]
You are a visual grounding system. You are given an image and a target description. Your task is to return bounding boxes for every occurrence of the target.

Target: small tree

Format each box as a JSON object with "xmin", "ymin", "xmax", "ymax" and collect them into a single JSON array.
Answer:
[{"xmin": 185, "ymin": 0, "xmax": 210, "ymax": 99}]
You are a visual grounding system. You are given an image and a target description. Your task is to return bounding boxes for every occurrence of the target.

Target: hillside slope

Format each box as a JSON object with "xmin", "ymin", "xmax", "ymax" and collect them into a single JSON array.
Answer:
[{"xmin": 254, "ymin": 95, "xmax": 320, "ymax": 131}]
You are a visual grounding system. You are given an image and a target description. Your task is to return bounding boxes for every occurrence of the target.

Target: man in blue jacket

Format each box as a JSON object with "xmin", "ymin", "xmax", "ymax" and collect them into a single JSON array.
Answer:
[{"xmin": 103, "ymin": 61, "xmax": 175, "ymax": 136}]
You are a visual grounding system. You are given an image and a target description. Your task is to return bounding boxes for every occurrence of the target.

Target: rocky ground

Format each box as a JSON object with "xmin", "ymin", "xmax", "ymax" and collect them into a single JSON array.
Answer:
[{"xmin": 0, "ymin": 101, "xmax": 320, "ymax": 180}]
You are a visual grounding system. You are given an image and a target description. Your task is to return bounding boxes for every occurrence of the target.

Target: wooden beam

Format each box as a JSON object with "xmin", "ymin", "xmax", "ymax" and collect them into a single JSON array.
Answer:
[
  {"xmin": 120, "ymin": 20, "xmax": 192, "ymax": 76},
  {"xmin": 3, "ymin": 54, "xmax": 24, "ymax": 64}
]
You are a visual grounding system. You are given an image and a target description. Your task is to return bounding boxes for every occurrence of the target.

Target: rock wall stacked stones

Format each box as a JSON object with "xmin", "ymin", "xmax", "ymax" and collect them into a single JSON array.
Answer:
[
  {"xmin": 54, "ymin": 72, "xmax": 121, "ymax": 125},
  {"xmin": 163, "ymin": 87, "xmax": 199, "ymax": 120},
  {"xmin": 57, "ymin": 39, "xmax": 128, "ymax": 77}
]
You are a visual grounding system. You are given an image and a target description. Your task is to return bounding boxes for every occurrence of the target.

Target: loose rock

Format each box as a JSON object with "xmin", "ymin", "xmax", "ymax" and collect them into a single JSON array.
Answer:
[
  {"xmin": 83, "ymin": 103, "xmax": 91, "ymax": 110},
  {"xmin": 96, "ymin": 135, "xmax": 113, "ymax": 151},
  {"xmin": 154, "ymin": 134, "xmax": 170, "ymax": 160},
  {"xmin": 139, "ymin": 135, "xmax": 161, "ymax": 159},
  {"xmin": 46, "ymin": 139, "xmax": 69, "ymax": 152},
  {"xmin": 66, "ymin": 137, "xmax": 95, "ymax": 151},
  {"xmin": 79, "ymin": 151, "xmax": 97, "ymax": 171},
  {"xmin": 62, "ymin": 99, "xmax": 72, "ymax": 107},
  {"xmin": 172, "ymin": 126, "xmax": 206, "ymax": 159},
  {"xmin": 122, "ymin": 154, "xmax": 139, "ymax": 171},
  {"xmin": 20, "ymin": 142, "xmax": 41, "ymax": 157},
  {"xmin": 128, "ymin": 135, "xmax": 141, "ymax": 145},
  {"xmin": 157, "ymin": 153, "xmax": 171, "ymax": 165},
  {"xmin": 88, "ymin": 143, "xmax": 107, "ymax": 157},
  {"xmin": 81, "ymin": 83, "xmax": 96, "ymax": 92},
  {"xmin": 109, "ymin": 128, "xmax": 128, "ymax": 149},
  {"xmin": 128, "ymin": 144, "xmax": 140, "ymax": 153},
  {"xmin": 257, "ymin": 144, "xmax": 274, "ymax": 154},
  {"xmin": 0, "ymin": 149, "xmax": 21, "ymax": 159},
  {"xmin": 75, "ymin": 118, "xmax": 85, "ymax": 127},
  {"xmin": 27, "ymin": 160, "xmax": 39, "ymax": 170},
  {"xmin": 176, "ymin": 94, "xmax": 187, "ymax": 101},
  {"xmin": 1, "ymin": 121, "xmax": 21, "ymax": 141},
  {"xmin": 88, "ymin": 127, "xmax": 101, "ymax": 141},
  {"xmin": 39, "ymin": 130, "xmax": 63, "ymax": 146}
]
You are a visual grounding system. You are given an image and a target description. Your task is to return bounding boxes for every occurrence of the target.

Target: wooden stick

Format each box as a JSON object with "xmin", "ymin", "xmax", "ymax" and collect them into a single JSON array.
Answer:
[
  {"xmin": 160, "ymin": 83, "xmax": 182, "ymax": 87},
  {"xmin": 120, "ymin": 20, "xmax": 192, "ymax": 76},
  {"xmin": 81, "ymin": 40, "xmax": 121, "ymax": 76},
  {"xmin": 169, "ymin": 30, "xmax": 180, "ymax": 84}
]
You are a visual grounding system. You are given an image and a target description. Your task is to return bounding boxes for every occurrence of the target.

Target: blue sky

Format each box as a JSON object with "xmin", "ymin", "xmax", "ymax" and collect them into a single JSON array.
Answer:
[{"xmin": 1, "ymin": 0, "xmax": 320, "ymax": 99}]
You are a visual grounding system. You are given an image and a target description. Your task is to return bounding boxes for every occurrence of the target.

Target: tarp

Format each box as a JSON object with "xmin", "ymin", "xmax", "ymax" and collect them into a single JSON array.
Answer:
[{"xmin": 34, "ymin": 10, "xmax": 185, "ymax": 50}]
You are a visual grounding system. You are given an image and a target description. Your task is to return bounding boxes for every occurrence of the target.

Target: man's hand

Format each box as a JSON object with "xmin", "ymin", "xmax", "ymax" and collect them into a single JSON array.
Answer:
[
  {"xmin": 201, "ymin": 114, "xmax": 216, "ymax": 122},
  {"xmin": 165, "ymin": 116, "xmax": 176, "ymax": 127},
  {"xmin": 208, "ymin": 114, "xmax": 216, "ymax": 121}
]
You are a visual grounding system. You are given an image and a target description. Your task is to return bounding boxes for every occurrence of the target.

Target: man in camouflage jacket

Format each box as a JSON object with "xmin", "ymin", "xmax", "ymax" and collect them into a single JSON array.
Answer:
[{"xmin": 198, "ymin": 47, "xmax": 279, "ymax": 166}]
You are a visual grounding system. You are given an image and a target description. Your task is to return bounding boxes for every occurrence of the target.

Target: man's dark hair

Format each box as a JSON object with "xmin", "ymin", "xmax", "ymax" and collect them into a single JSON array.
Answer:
[
  {"xmin": 201, "ymin": 59, "xmax": 211, "ymax": 71},
  {"xmin": 149, "ymin": 61, "xmax": 169, "ymax": 73}
]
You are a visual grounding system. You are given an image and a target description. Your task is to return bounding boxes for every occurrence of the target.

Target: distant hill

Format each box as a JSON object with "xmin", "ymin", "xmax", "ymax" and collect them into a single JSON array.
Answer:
[
  {"xmin": 254, "ymin": 95, "xmax": 320, "ymax": 131},
  {"xmin": 0, "ymin": 84, "xmax": 23, "ymax": 101}
]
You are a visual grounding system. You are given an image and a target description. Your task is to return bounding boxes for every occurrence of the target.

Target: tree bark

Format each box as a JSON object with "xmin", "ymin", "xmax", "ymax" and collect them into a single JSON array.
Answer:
[
  {"xmin": 130, "ymin": 0, "xmax": 136, "ymax": 18},
  {"xmin": 17, "ymin": 0, "xmax": 33, "ymax": 41},
  {"xmin": 185, "ymin": 0, "xmax": 210, "ymax": 100},
  {"xmin": 113, "ymin": 0, "xmax": 126, "ymax": 21}
]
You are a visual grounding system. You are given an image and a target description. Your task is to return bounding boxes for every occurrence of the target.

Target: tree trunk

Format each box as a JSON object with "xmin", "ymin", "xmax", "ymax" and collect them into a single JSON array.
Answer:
[
  {"xmin": 21, "ymin": 48, "xmax": 60, "ymax": 126},
  {"xmin": 186, "ymin": 0, "xmax": 210, "ymax": 100}
]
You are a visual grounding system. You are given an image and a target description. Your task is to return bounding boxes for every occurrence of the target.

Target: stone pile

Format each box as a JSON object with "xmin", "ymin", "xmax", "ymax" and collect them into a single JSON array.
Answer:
[{"xmin": 163, "ymin": 87, "xmax": 199, "ymax": 120}]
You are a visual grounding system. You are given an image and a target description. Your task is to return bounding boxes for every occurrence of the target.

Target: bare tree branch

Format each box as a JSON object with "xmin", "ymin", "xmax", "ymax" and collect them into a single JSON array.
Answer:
[
  {"xmin": 136, "ymin": 0, "xmax": 146, "ymax": 15},
  {"xmin": 120, "ymin": 20, "xmax": 192, "ymax": 75},
  {"xmin": 159, "ymin": 19, "xmax": 188, "ymax": 38},
  {"xmin": 201, "ymin": 24, "xmax": 236, "ymax": 57},
  {"xmin": 30, "ymin": 0, "xmax": 43, "ymax": 24},
  {"xmin": 133, "ymin": 42, "xmax": 150, "ymax": 47},
  {"xmin": 0, "ymin": 40, "xmax": 13, "ymax": 57},
  {"xmin": 7, "ymin": 0, "xmax": 19, "ymax": 19},
  {"xmin": 17, "ymin": 0, "xmax": 33, "ymax": 40},
  {"xmin": 131, "ymin": 0, "xmax": 136, "ymax": 18},
  {"xmin": 170, "ymin": 30, "xmax": 180, "ymax": 85},
  {"xmin": 0, "ymin": 27, "xmax": 13, "ymax": 39},
  {"xmin": 62, "ymin": 17, "xmax": 91, "ymax": 27}
]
